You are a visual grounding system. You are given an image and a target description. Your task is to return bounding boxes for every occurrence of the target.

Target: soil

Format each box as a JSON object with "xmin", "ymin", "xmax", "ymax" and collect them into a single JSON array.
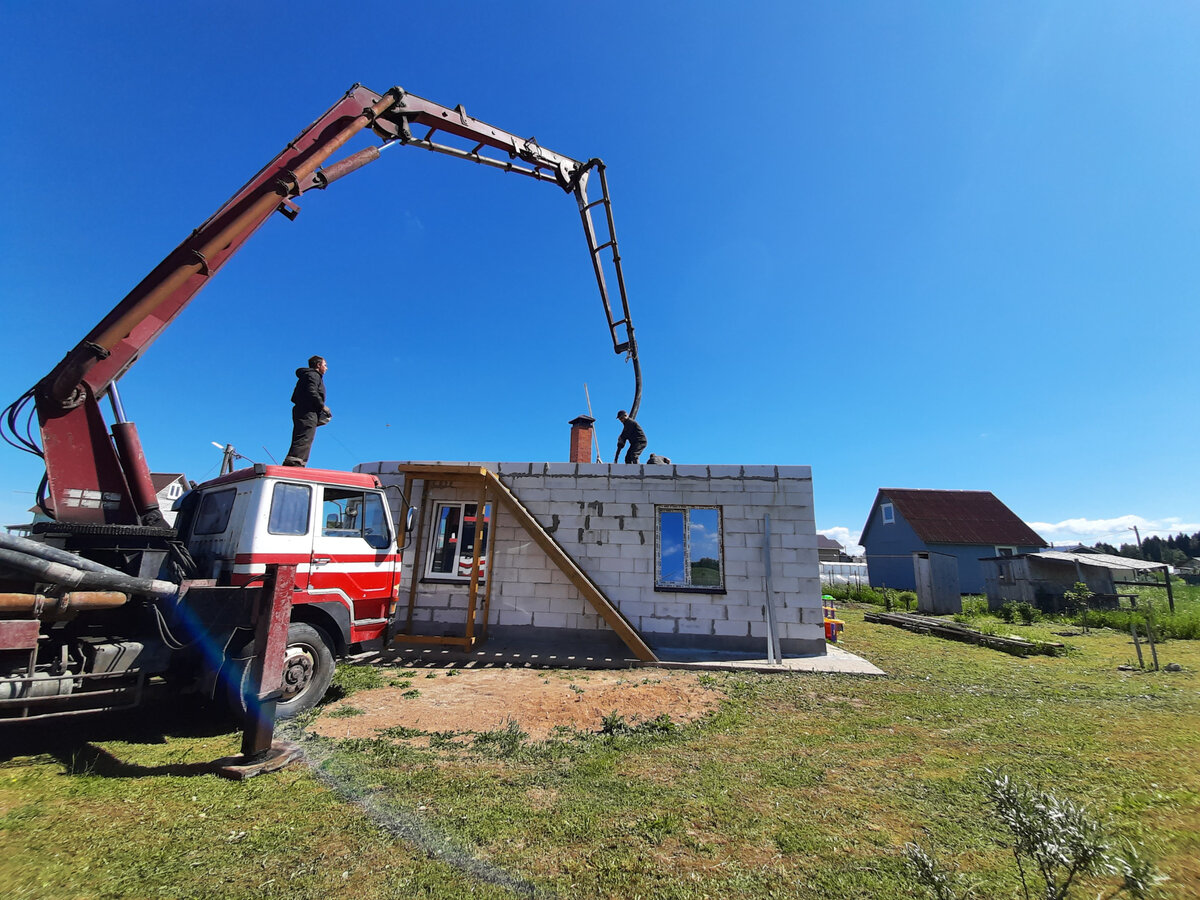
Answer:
[{"xmin": 309, "ymin": 668, "xmax": 723, "ymax": 741}]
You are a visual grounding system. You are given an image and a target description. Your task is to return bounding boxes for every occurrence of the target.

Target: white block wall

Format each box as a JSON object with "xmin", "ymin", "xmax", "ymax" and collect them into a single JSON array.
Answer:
[{"xmin": 358, "ymin": 461, "xmax": 824, "ymax": 656}]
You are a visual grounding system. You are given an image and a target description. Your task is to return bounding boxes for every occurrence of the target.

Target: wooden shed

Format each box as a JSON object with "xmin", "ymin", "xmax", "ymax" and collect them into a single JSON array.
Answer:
[{"xmin": 982, "ymin": 550, "xmax": 1172, "ymax": 613}]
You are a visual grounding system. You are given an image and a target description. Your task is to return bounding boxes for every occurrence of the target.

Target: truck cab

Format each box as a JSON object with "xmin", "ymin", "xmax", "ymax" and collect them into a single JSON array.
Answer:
[{"xmin": 176, "ymin": 465, "xmax": 403, "ymax": 714}]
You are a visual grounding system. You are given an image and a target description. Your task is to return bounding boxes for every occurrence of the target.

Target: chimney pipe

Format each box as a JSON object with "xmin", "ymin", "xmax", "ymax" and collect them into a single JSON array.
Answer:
[{"xmin": 568, "ymin": 415, "xmax": 595, "ymax": 463}]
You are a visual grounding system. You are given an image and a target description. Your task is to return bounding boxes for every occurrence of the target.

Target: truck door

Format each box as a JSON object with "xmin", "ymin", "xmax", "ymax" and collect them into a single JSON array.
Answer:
[{"xmin": 309, "ymin": 486, "xmax": 398, "ymax": 638}]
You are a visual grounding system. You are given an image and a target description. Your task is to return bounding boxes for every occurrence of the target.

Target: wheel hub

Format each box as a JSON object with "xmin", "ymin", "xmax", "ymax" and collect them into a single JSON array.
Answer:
[{"xmin": 280, "ymin": 645, "xmax": 316, "ymax": 701}]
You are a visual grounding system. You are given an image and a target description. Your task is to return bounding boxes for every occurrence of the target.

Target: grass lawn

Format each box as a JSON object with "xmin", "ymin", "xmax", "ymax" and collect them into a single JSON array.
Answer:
[{"xmin": 3, "ymin": 606, "xmax": 1198, "ymax": 899}]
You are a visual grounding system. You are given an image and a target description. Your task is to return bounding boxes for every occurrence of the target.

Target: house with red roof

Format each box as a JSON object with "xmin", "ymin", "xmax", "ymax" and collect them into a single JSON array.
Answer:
[{"xmin": 860, "ymin": 489, "xmax": 1047, "ymax": 594}]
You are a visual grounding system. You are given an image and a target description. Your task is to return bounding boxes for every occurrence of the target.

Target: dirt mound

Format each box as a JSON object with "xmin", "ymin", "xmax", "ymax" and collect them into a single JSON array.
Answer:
[{"xmin": 309, "ymin": 668, "xmax": 722, "ymax": 741}]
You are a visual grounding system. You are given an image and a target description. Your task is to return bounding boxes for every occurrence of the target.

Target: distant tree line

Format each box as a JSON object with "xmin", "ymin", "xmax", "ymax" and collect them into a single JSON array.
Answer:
[{"xmin": 1091, "ymin": 531, "xmax": 1200, "ymax": 566}]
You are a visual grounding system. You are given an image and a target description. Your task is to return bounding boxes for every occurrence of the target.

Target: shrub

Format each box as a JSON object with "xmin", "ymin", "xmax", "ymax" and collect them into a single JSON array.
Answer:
[
  {"xmin": 905, "ymin": 771, "xmax": 1164, "ymax": 900},
  {"xmin": 1014, "ymin": 601, "xmax": 1039, "ymax": 625},
  {"xmin": 897, "ymin": 591, "xmax": 918, "ymax": 611},
  {"xmin": 998, "ymin": 602, "xmax": 1017, "ymax": 624}
]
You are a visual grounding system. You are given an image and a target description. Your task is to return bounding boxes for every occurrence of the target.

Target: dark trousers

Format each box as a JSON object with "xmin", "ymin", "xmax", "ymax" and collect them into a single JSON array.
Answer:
[
  {"xmin": 624, "ymin": 441, "xmax": 646, "ymax": 464},
  {"xmin": 283, "ymin": 410, "xmax": 320, "ymax": 466}
]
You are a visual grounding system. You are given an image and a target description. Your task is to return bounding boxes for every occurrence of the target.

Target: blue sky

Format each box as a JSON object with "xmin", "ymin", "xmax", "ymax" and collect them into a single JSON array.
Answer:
[{"xmin": 2, "ymin": 2, "xmax": 1197, "ymax": 552}]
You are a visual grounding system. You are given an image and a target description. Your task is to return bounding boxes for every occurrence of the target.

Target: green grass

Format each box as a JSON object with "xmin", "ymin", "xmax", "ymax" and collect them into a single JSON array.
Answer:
[{"xmin": 3, "ymin": 610, "xmax": 1199, "ymax": 899}]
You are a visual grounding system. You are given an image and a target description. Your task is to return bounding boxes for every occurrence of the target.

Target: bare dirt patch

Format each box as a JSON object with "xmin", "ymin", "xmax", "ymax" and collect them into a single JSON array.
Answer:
[{"xmin": 309, "ymin": 668, "xmax": 723, "ymax": 741}]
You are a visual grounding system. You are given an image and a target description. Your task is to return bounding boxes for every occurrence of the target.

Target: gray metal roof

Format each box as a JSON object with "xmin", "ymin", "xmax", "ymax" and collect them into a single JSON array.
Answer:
[{"xmin": 1029, "ymin": 550, "xmax": 1166, "ymax": 572}]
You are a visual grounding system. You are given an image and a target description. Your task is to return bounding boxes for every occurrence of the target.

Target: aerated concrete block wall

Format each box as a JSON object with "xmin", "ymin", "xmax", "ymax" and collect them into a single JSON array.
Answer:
[{"xmin": 358, "ymin": 461, "xmax": 824, "ymax": 656}]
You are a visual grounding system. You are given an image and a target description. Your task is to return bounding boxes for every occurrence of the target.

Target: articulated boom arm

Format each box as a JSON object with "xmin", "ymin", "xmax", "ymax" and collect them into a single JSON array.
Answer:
[{"xmin": 26, "ymin": 84, "xmax": 639, "ymax": 527}]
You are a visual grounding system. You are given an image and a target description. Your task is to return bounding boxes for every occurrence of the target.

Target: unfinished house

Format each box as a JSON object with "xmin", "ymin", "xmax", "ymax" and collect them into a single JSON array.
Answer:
[
  {"xmin": 983, "ymin": 550, "xmax": 1175, "ymax": 613},
  {"xmin": 357, "ymin": 421, "xmax": 823, "ymax": 662}
]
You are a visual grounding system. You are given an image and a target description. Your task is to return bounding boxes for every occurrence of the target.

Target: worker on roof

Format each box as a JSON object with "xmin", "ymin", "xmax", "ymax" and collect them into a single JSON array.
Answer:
[
  {"xmin": 613, "ymin": 410, "xmax": 646, "ymax": 464},
  {"xmin": 282, "ymin": 356, "xmax": 331, "ymax": 467}
]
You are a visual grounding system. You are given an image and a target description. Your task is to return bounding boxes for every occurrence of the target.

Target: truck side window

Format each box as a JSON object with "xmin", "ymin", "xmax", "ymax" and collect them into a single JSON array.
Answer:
[
  {"xmin": 193, "ymin": 488, "xmax": 236, "ymax": 535},
  {"xmin": 268, "ymin": 483, "xmax": 311, "ymax": 535}
]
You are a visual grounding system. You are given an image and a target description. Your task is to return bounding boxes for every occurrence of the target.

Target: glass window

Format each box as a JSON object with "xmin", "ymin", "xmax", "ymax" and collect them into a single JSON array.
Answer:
[
  {"xmin": 881, "ymin": 502, "xmax": 894, "ymax": 525},
  {"xmin": 193, "ymin": 488, "xmax": 236, "ymax": 535},
  {"xmin": 656, "ymin": 506, "xmax": 724, "ymax": 590},
  {"xmin": 425, "ymin": 501, "xmax": 490, "ymax": 580},
  {"xmin": 268, "ymin": 483, "xmax": 311, "ymax": 535},
  {"xmin": 321, "ymin": 488, "xmax": 390, "ymax": 549}
]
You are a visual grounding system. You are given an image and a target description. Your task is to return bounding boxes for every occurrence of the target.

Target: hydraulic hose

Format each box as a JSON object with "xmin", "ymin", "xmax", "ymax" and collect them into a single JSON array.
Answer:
[
  {"xmin": 0, "ymin": 547, "xmax": 178, "ymax": 599},
  {"xmin": 0, "ymin": 531, "xmax": 130, "ymax": 575}
]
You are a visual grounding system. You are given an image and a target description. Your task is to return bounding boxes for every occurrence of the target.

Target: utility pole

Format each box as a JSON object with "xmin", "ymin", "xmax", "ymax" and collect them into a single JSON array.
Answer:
[{"xmin": 1132, "ymin": 525, "xmax": 1143, "ymax": 556}]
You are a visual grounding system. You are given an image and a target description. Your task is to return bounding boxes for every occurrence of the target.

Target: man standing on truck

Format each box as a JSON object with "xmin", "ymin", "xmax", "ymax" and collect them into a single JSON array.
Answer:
[
  {"xmin": 282, "ymin": 356, "xmax": 331, "ymax": 467},
  {"xmin": 613, "ymin": 409, "xmax": 646, "ymax": 464}
]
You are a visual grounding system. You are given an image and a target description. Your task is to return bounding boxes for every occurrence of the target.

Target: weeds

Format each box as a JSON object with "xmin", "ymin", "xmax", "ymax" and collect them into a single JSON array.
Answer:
[
  {"xmin": 328, "ymin": 705, "xmax": 365, "ymax": 718},
  {"xmin": 472, "ymin": 719, "xmax": 528, "ymax": 757},
  {"xmin": 323, "ymin": 663, "xmax": 384, "ymax": 703}
]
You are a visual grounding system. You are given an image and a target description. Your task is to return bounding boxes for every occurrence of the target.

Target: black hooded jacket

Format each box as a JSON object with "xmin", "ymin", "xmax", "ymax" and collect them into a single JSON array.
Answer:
[{"xmin": 291, "ymin": 367, "xmax": 326, "ymax": 415}]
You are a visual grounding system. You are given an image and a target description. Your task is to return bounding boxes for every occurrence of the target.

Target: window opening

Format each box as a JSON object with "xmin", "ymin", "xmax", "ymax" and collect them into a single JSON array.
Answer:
[
  {"xmin": 425, "ymin": 501, "xmax": 490, "ymax": 580},
  {"xmin": 881, "ymin": 502, "xmax": 894, "ymax": 525},
  {"xmin": 655, "ymin": 506, "xmax": 723, "ymax": 590}
]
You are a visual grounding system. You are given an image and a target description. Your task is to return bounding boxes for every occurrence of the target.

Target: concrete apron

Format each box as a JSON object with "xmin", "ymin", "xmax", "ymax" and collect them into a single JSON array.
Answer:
[{"xmin": 359, "ymin": 637, "xmax": 885, "ymax": 677}]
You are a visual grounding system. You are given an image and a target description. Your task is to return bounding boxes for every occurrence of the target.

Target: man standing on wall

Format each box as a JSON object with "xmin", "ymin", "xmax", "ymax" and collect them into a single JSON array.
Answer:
[
  {"xmin": 282, "ymin": 356, "xmax": 331, "ymax": 467},
  {"xmin": 613, "ymin": 409, "xmax": 646, "ymax": 464}
]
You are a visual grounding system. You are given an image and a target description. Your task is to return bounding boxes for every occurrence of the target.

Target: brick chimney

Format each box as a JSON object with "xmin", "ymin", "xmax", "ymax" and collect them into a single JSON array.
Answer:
[{"xmin": 568, "ymin": 415, "xmax": 595, "ymax": 463}]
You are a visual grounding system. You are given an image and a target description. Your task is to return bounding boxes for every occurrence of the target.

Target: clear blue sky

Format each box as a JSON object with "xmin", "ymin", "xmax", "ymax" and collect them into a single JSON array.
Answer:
[{"xmin": 2, "ymin": 2, "xmax": 1197, "ymax": 551}]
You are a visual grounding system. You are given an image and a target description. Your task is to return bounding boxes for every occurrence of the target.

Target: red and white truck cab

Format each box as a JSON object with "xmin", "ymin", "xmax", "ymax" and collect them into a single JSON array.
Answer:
[{"xmin": 175, "ymin": 465, "xmax": 404, "ymax": 714}]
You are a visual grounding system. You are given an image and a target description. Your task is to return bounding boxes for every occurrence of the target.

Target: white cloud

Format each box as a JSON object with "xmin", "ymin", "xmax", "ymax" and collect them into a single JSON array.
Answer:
[
  {"xmin": 1027, "ymin": 515, "xmax": 1200, "ymax": 547},
  {"xmin": 818, "ymin": 526, "xmax": 864, "ymax": 557}
]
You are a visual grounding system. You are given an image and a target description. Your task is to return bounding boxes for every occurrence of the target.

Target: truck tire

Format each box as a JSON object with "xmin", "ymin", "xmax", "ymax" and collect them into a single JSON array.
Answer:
[{"xmin": 229, "ymin": 622, "xmax": 336, "ymax": 721}]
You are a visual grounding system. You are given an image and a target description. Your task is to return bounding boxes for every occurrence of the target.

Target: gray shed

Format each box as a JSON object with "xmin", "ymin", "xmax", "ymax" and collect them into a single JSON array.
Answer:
[{"xmin": 983, "ymin": 550, "xmax": 1169, "ymax": 613}]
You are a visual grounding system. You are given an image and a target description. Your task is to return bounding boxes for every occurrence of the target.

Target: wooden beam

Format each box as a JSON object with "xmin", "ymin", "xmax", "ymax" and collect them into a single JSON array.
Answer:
[{"xmin": 483, "ymin": 470, "xmax": 657, "ymax": 662}]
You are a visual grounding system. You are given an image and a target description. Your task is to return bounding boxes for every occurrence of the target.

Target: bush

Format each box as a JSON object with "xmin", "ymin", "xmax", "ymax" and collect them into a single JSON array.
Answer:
[
  {"xmin": 897, "ymin": 591, "xmax": 918, "ymax": 611},
  {"xmin": 1015, "ymin": 601, "xmax": 1039, "ymax": 625},
  {"xmin": 905, "ymin": 771, "xmax": 1164, "ymax": 900},
  {"xmin": 998, "ymin": 602, "xmax": 1017, "ymax": 624}
]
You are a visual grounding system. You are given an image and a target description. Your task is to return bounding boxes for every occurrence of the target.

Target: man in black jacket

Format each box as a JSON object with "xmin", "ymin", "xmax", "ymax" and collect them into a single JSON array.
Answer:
[
  {"xmin": 282, "ymin": 356, "xmax": 331, "ymax": 467},
  {"xmin": 613, "ymin": 409, "xmax": 647, "ymax": 464}
]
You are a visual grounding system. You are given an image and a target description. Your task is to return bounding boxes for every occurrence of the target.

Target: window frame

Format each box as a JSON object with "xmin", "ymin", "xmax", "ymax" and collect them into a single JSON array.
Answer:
[
  {"xmin": 881, "ymin": 502, "xmax": 895, "ymax": 525},
  {"xmin": 654, "ymin": 504, "xmax": 726, "ymax": 593},
  {"xmin": 422, "ymin": 500, "xmax": 491, "ymax": 582},
  {"xmin": 995, "ymin": 545, "xmax": 1017, "ymax": 558}
]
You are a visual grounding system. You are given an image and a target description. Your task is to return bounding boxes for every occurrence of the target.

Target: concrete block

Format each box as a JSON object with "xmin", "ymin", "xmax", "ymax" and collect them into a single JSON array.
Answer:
[
  {"xmin": 673, "ymin": 464, "xmax": 709, "ymax": 478},
  {"xmin": 782, "ymin": 622, "xmax": 824, "ymax": 641},
  {"xmin": 677, "ymin": 617, "xmax": 713, "ymax": 635},
  {"xmin": 714, "ymin": 619, "xmax": 750, "ymax": 637},
  {"xmin": 776, "ymin": 465, "xmax": 812, "ymax": 479},
  {"xmin": 496, "ymin": 462, "xmax": 532, "ymax": 475},
  {"xmin": 533, "ymin": 611, "xmax": 568, "ymax": 629},
  {"xmin": 615, "ymin": 599, "xmax": 656, "ymax": 618},
  {"xmin": 742, "ymin": 465, "xmax": 778, "ymax": 479},
  {"xmin": 543, "ymin": 463, "xmax": 578, "ymax": 477},
  {"xmin": 708, "ymin": 465, "xmax": 741, "ymax": 479},
  {"xmin": 639, "ymin": 616, "xmax": 677, "ymax": 634},
  {"xmin": 653, "ymin": 601, "xmax": 691, "ymax": 618},
  {"xmin": 497, "ymin": 609, "xmax": 533, "ymax": 626},
  {"xmin": 688, "ymin": 600, "xmax": 725, "ymax": 619},
  {"xmin": 501, "ymin": 581, "xmax": 535, "ymax": 599},
  {"xmin": 727, "ymin": 604, "xmax": 766, "ymax": 622},
  {"xmin": 576, "ymin": 463, "xmax": 611, "ymax": 478}
]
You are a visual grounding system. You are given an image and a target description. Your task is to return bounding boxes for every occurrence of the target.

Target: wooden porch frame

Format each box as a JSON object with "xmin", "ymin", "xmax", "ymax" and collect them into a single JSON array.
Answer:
[{"xmin": 390, "ymin": 464, "xmax": 657, "ymax": 662}]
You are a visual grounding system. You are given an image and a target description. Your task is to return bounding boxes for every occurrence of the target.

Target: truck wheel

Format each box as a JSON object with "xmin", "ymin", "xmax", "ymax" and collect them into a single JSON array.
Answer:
[{"xmin": 229, "ymin": 622, "xmax": 336, "ymax": 721}]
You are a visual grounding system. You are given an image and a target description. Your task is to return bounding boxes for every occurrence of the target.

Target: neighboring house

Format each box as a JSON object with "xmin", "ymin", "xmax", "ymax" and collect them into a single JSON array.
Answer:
[
  {"xmin": 357, "ymin": 455, "xmax": 824, "ymax": 659},
  {"xmin": 982, "ymin": 550, "xmax": 1171, "ymax": 613},
  {"xmin": 860, "ymin": 489, "xmax": 1047, "ymax": 594},
  {"xmin": 817, "ymin": 534, "xmax": 845, "ymax": 562},
  {"xmin": 151, "ymin": 473, "xmax": 189, "ymax": 526}
]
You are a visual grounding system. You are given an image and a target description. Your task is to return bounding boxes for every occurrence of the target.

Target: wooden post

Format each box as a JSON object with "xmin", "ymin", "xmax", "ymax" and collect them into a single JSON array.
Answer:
[
  {"xmin": 1129, "ymin": 619, "xmax": 1145, "ymax": 669},
  {"xmin": 404, "ymin": 490, "xmax": 428, "ymax": 636},
  {"xmin": 464, "ymin": 481, "xmax": 487, "ymax": 643},
  {"xmin": 1163, "ymin": 566, "xmax": 1176, "ymax": 613},
  {"xmin": 480, "ymin": 496, "xmax": 498, "ymax": 641}
]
